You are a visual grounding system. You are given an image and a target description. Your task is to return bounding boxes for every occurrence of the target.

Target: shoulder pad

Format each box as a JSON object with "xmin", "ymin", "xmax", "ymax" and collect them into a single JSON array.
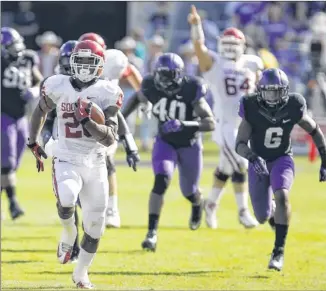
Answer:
[
  {"xmin": 103, "ymin": 49, "xmax": 129, "ymax": 80},
  {"xmin": 289, "ymin": 92, "xmax": 306, "ymax": 105},
  {"xmin": 43, "ymin": 75, "xmax": 67, "ymax": 94},
  {"xmin": 184, "ymin": 76, "xmax": 208, "ymax": 102},
  {"xmin": 242, "ymin": 54, "xmax": 264, "ymax": 71}
]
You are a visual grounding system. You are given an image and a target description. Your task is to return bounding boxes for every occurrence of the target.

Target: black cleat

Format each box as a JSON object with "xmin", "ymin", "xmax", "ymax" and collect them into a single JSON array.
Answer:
[
  {"xmin": 141, "ymin": 230, "xmax": 157, "ymax": 252},
  {"xmin": 9, "ymin": 204, "xmax": 24, "ymax": 220},
  {"xmin": 268, "ymin": 247, "xmax": 284, "ymax": 271},
  {"xmin": 70, "ymin": 245, "xmax": 80, "ymax": 263},
  {"xmin": 189, "ymin": 199, "xmax": 204, "ymax": 230}
]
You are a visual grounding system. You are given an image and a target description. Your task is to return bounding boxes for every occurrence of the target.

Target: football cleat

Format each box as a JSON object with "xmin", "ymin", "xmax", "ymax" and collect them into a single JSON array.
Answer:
[
  {"xmin": 105, "ymin": 208, "xmax": 121, "ymax": 228},
  {"xmin": 268, "ymin": 248, "xmax": 284, "ymax": 271},
  {"xmin": 238, "ymin": 208, "xmax": 258, "ymax": 229},
  {"xmin": 204, "ymin": 200, "xmax": 218, "ymax": 229},
  {"xmin": 72, "ymin": 273, "xmax": 94, "ymax": 289},
  {"xmin": 141, "ymin": 230, "xmax": 157, "ymax": 252},
  {"xmin": 9, "ymin": 203, "xmax": 24, "ymax": 220},
  {"xmin": 189, "ymin": 198, "xmax": 204, "ymax": 230},
  {"xmin": 57, "ymin": 242, "xmax": 73, "ymax": 264}
]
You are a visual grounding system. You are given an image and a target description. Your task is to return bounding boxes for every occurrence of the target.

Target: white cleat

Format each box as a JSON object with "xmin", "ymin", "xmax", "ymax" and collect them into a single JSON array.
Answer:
[
  {"xmin": 238, "ymin": 208, "xmax": 258, "ymax": 229},
  {"xmin": 72, "ymin": 273, "xmax": 94, "ymax": 289},
  {"xmin": 57, "ymin": 242, "xmax": 73, "ymax": 264},
  {"xmin": 204, "ymin": 200, "xmax": 218, "ymax": 229},
  {"xmin": 105, "ymin": 208, "xmax": 121, "ymax": 228}
]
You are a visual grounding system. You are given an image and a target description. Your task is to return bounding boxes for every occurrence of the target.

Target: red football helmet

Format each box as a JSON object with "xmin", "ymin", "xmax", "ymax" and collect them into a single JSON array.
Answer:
[
  {"xmin": 219, "ymin": 27, "xmax": 246, "ymax": 60},
  {"xmin": 78, "ymin": 32, "xmax": 107, "ymax": 49},
  {"xmin": 70, "ymin": 40, "xmax": 105, "ymax": 83}
]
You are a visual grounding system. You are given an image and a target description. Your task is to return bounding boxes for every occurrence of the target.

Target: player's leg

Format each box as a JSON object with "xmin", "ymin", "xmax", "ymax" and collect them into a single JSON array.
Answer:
[
  {"xmin": 222, "ymin": 126, "xmax": 257, "ymax": 228},
  {"xmin": 268, "ymin": 156, "xmax": 295, "ymax": 271},
  {"xmin": 70, "ymin": 207, "xmax": 80, "ymax": 263},
  {"xmin": 73, "ymin": 165, "xmax": 108, "ymax": 288},
  {"xmin": 248, "ymin": 163, "xmax": 274, "ymax": 224},
  {"xmin": 1, "ymin": 114, "xmax": 24, "ymax": 219},
  {"xmin": 52, "ymin": 159, "xmax": 81, "ymax": 264},
  {"xmin": 205, "ymin": 148, "xmax": 232, "ymax": 229},
  {"xmin": 105, "ymin": 141, "xmax": 120, "ymax": 228},
  {"xmin": 177, "ymin": 139, "xmax": 204, "ymax": 230},
  {"xmin": 142, "ymin": 137, "xmax": 177, "ymax": 251}
]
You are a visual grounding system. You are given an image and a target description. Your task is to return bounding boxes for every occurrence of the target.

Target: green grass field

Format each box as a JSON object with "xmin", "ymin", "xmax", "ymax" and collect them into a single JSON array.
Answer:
[{"xmin": 2, "ymin": 141, "xmax": 326, "ymax": 290}]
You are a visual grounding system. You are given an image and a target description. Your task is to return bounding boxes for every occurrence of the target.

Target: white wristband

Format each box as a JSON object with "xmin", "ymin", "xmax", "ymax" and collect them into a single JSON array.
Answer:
[{"xmin": 191, "ymin": 23, "xmax": 205, "ymax": 42}]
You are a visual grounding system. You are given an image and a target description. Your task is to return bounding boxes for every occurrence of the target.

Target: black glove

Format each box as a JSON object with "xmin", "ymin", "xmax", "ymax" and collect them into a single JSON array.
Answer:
[
  {"xmin": 249, "ymin": 155, "xmax": 269, "ymax": 176},
  {"xmin": 126, "ymin": 151, "xmax": 140, "ymax": 171},
  {"xmin": 120, "ymin": 133, "xmax": 140, "ymax": 171},
  {"xmin": 27, "ymin": 141, "xmax": 48, "ymax": 172}
]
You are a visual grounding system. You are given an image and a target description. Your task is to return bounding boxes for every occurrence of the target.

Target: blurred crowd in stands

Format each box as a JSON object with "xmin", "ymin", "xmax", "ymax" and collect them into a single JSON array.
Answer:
[{"xmin": 2, "ymin": 1, "xmax": 326, "ymax": 148}]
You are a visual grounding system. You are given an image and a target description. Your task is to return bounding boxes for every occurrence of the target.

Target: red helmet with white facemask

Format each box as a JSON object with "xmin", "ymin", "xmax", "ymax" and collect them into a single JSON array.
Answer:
[
  {"xmin": 70, "ymin": 40, "xmax": 105, "ymax": 83},
  {"xmin": 78, "ymin": 32, "xmax": 107, "ymax": 49},
  {"xmin": 219, "ymin": 27, "xmax": 246, "ymax": 60}
]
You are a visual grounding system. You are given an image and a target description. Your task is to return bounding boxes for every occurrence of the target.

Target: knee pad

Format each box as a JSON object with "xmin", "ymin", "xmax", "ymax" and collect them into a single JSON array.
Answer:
[
  {"xmin": 82, "ymin": 209, "xmax": 106, "ymax": 239},
  {"xmin": 81, "ymin": 232, "xmax": 100, "ymax": 254},
  {"xmin": 56, "ymin": 202, "xmax": 74, "ymax": 219},
  {"xmin": 152, "ymin": 174, "xmax": 170, "ymax": 195},
  {"xmin": 232, "ymin": 172, "xmax": 246, "ymax": 183},
  {"xmin": 56, "ymin": 179, "xmax": 79, "ymax": 208},
  {"xmin": 214, "ymin": 168, "xmax": 230, "ymax": 182},
  {"xmin": 106, "ymin": 154, "xmax": 116, "ymax": 176},
  {"xmin": 1, "ymin": 167, "xmax": 14, "ymax": 175},
  {"xmin": 1, "ymin": 172, "xmax": 16, "ymax": 188}
]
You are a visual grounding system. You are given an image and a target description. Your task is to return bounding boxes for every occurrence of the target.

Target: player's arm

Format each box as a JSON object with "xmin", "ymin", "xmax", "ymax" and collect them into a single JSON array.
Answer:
[
  {"xmin": 190, "ymin": 98, "xmax": 216, "ymax": 132},
  {"xmin": 188, "ymin": 5, "xmax": 214, "ymax": 72},
  {"xmin": 298, "ymin": 114, "xmax": 326, "ymax": 164},
  {"xmin": 117, "ymin": 111, "xmax": 140, "ymax": 171},
  {"xmin": 122, "ymin": 77, "xmax": 151, "ymax": 119},
  {"xmin": 79, "ymin": 103, "xmax": 119, "ymax": 147},
  {"xmin": 123, "ymin": 63, "xmax": 143, "ymax": 91},
  {"xmin": 28, "ymin": 91, "xmax": 56, "ymax": 172},
  {"xmin": 235, "ymin": 119, "xmax": 256, "ymax": 161}
]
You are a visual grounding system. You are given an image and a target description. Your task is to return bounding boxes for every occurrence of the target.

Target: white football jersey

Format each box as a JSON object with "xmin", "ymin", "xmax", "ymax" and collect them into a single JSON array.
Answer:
[
  {"xmin": 203, "ymin": 51, "xmax": 263, "ymax": 126},
  {"xmin": 102, "ymin": 49, "xmax": 129, "ymax": 85},
  {"xmin": 43, "ymin": 74, "xmax": 123, "ymax": 166}
]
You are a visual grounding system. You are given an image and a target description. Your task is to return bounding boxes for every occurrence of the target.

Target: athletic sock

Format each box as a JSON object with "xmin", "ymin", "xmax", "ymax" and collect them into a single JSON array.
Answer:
[{"xmin": 274, "ymin": 223, "xmax": 289, "ymax": 251}]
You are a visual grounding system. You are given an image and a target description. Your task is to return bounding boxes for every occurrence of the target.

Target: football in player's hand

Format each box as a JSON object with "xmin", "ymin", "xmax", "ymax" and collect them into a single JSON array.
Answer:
[{"xmin": 80, "ymin": 99, "xmax": 105, "ymax": 125}]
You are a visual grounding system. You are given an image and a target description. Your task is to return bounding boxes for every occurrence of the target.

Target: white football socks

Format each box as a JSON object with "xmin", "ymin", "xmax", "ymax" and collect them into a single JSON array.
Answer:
[
  {"xmin": 60, "ymin": 215, "xmax": 77, "ymax": 246},
  {"xmin": 207, "ymin": 187, "xmax": 225, "ymax": 205},
  {"xmin": 235, "ymin": 192, "xmax": 249, "ymax": 211},
  {"xmin": 108, "ymin": 195, "xmax": 118, "ymax": 212},
  {"xmin": 74, "ymin": 248, "xmax": 96, "ymax": 279}
]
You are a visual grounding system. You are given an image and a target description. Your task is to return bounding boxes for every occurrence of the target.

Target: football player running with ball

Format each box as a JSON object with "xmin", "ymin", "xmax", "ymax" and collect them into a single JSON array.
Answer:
[
  {"xmin": 27, "ymin": 40, "xmax": 123, "ymax": 288},
  {"xmin": 123, "ymin": 53, "xmax": 216, "ymax": 251},
  {"xmin": 189, "ymin": 5, "xmax": 260, "ymax": 229},
  {"xmin": 79, "ymin": 32, "xmax": 141, "ymax": 228},
  {"xmin": 236, "ymin": 68, "xmax": 326, "ymax": 271}
]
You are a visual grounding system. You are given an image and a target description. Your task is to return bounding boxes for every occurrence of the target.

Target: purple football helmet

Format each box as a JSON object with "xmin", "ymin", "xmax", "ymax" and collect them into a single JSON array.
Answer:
[
  {"xmin": 58, "ymin": 40, "xmax": 79, "ymax": 75},
  {"xmin": 1, "ymin": 27, "xmax": 25, "ymax": 60},
  {"xmin": 153, "ymin": 53, "xmax": 185, "ymax": 94},
  {"xmin": 257, "ymin": 68, "xmax": 289, "ymax": 107}
]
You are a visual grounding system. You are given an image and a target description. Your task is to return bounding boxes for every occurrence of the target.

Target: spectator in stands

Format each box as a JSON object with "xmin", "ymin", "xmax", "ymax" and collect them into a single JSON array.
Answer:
[
  {"xmin": 197, "ymin": 9, "xmax": 219, "ymax": 51},
  {"xmin": 13, "ymin": 1, "xmax": 39, "ymax": 49},
  {"xmin": 36, "ymin": 31, "xmax": 62, "ymax": 78},
  {"xmin": 148, "ymin": 2, "xmax": 170, "ymax": 38},
  {"xmin": 261, "ymin": 2, "xmax": 290, "ymax": 54},
  {"xmin": 131, "ymin": 27, "xmax": 146, "ymax": 60},
  {"xmin": 232, "ymin": 2, "xmax": 266, "ymax": 36},
  {"xmin": 178, "ymin": 40, "xmax": 199, "ymax": 77}
]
